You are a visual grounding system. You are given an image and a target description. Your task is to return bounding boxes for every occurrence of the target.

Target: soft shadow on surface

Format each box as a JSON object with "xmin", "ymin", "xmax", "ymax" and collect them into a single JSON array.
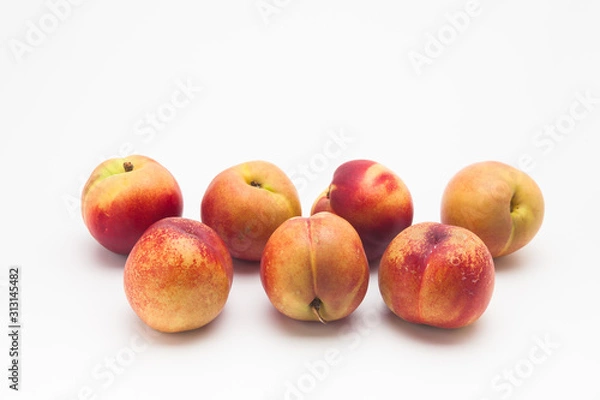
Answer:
[
  {"xmin": 493, "ymin": 250, "xmax": 529, "ymax": 272},
  {"xmin": 383, "ymin": 309, "xmax": 483, "ymax": 345},
  {"xmin": 369, "ymin": 266, "xmax": 380, "ymax": 285},
  {"xmin": 263, "ymin": 305, "xmax": 356, "ymax": 339},
  {"xmin": 92, "ymin": 243, "xmax": 128, "ymax": 269},
  {"xmin": 232, "ymin": 258, "xmax": 261, "ymax": 276},
  {"xmin": 147, "ymin": 308, "xmax": 231, "ymax": 346},
  {"xmin": 369, "ymin": 257, "xmax": 382, "ymax": 272}
]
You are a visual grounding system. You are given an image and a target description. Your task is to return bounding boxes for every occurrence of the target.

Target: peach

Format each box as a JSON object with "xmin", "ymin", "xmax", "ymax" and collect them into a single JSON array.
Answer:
[
  {"xmin": 441, "ymin": 161, "xmax": 545, "ymax": 257},
  {"xmin": 124, "ymin": 217, "xmax": 233, "ymax": 333},
  {"xmin": 260, "ymin": 212, "xmax": 369, "ymax": 323},
  {"xmin": 311, "ymin": 159, "xmax": 413, "ymax": 261},
  {"xmin": 81, "ymin": 155, "xmax": 183, "ymax": 255},
  {"xmin": 201, "ymin": 160, "xmax": 302, "ymax": 261},
  {"xmin": 379, "ymin": 222, "xmax": 495, "ymax": 329}
]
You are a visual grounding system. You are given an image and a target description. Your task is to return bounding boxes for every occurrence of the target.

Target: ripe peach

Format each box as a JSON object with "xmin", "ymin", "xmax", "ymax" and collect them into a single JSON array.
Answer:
[
  {"xmin": 311, "ymin": 159, "xmax": 413, "ymax": 261},
  {"xmin": 441, "ymin": 161, "xmax": 545, "ymax": 257},
  {"xmin": 260, "ymin": 212, "xmax": 369, "ymax": 323},
  {"xmin": 81, "ymin": 155, "xmax": 183, "ymax": 255},
  {"xmin": 379, "ymin": 222, "xmax": 495, "ymax": 329},
  {"xmin": 124, "ymin": 217, "xmax": 233, "ymax": 333},
  {"xmin": 201, "ymin": 160, "xmax": 301, "ymax": 261}
]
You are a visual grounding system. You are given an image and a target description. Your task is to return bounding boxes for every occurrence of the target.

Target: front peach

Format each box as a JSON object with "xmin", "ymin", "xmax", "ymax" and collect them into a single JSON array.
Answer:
[
  {"xmin": 260, "ymin": 212, "xmax": 369, "ymax": 323},
  {"xmin": 124, "ymin": 217, "xmax": 233, "ymax": 333},
  {"xmin": 379, "ymin": 222, "xmax": 495, "ymax": 329}
]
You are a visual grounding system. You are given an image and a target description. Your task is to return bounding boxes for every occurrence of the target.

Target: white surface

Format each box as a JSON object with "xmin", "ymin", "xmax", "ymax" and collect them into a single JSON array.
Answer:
[{"xmin": 1, "ymin": 1, "xmax": 599, "ymax": 399}]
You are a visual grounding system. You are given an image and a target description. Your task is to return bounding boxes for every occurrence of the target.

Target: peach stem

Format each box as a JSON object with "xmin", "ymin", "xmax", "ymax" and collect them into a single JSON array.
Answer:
[
  {"xmin": 123, "ymin": 161, "xmax": 134, "ymax": 172},
  {"xmin": 310, "ymin": 298, "xmax": 327, "ymax": 324}
]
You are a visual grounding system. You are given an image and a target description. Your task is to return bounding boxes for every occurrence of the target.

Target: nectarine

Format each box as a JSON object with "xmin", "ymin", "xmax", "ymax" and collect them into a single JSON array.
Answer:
[
  {"xmin": 379, "ymin": 222, "xmax": 495, "ymax": 329},
  {"xmin": 260, "ymin": 212, "xmax": 369, "ymax": 323}
]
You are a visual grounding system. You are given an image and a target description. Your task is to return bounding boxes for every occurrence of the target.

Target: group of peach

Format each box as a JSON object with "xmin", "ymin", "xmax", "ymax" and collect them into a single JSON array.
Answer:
[{"xmin": 81, "ymin": 156, "xmax": 544, "ymax": 333}]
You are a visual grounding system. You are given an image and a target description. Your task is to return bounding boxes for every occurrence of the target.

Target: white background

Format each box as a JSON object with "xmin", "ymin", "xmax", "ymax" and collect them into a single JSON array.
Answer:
[{"xmin": 1, "ymin": 0, "xmax": 599, "ymax": 399}]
